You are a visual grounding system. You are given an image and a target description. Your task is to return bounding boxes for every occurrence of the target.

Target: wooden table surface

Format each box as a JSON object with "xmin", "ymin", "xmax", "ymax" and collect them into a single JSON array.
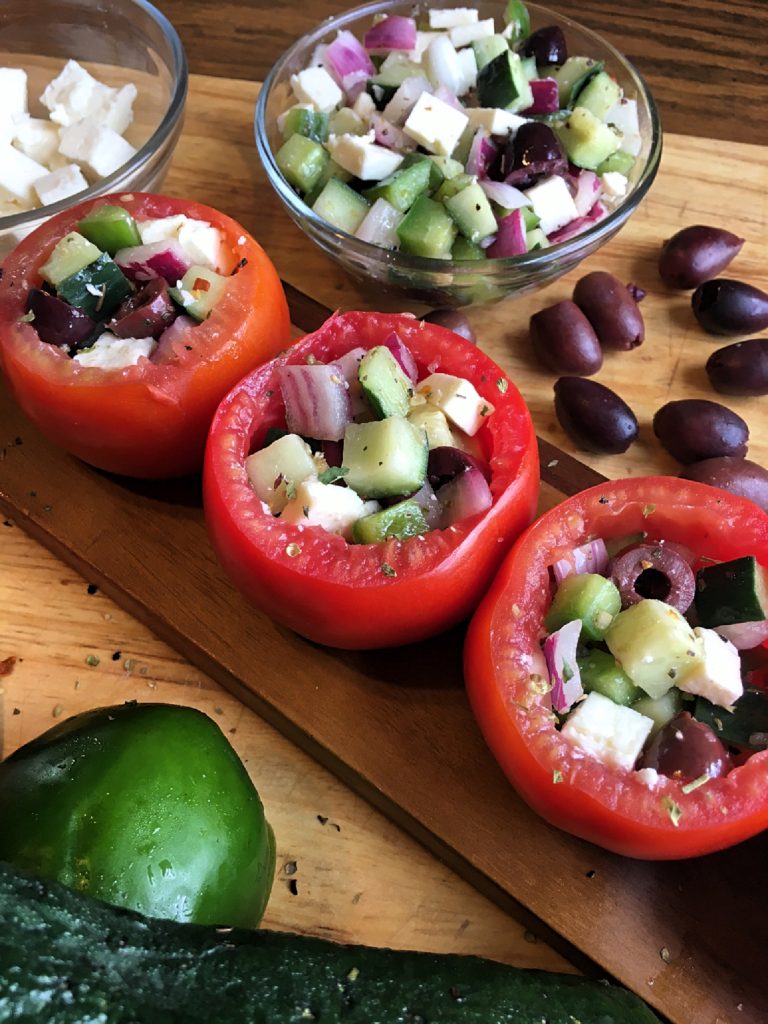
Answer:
[{"xmin": 1, "ymin": 0, "xmax": 767, "ymax": 1017}]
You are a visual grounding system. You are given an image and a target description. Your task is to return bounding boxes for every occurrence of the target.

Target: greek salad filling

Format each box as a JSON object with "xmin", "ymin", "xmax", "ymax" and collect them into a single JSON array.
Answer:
[
  {"xmin": 245, "ymin": 332, "xmax": 495, "ymax": 542},
  {"xmin": 543, "ymin": 539, "xmax": 768, "ymax": 787},
  {"xmin": 22, "ymin": 203, "xmax": 236, "ymax": 369},
  {"xmin": 274, "ymin": 2, "xmax": 640, "ymax": 259}
]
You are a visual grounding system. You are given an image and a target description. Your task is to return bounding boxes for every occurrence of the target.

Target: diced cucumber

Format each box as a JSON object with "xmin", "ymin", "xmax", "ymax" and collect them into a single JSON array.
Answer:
[
  {"xmin": 311, "ymin": 177, "xmax": 370, "ymax": 235},
  {"xmin": 521, "ymin": 207, "xmax": 541, "ymax": 231},
  {"xmin": 596, "ymin": 150, "xmax": 636, "ymax": 176},
  {"xmin": 452, "ymin": 122, "xmax": 476, "ymax": 167},
  {"xmin": 693, "ymin": 688, "xmax": 768, "ymax": 750},
  {"xmin": 694, "ymin": 555, "xmax": 768, "ymax": 627},
  {"xmin": 328, "ymin": 107, "xmax": 367, "ymax": 136},
  {"xmin": 472, "ymin": 35, "xmax": 509, "ymax": 71},
  {"xmin": 362, "ymin": 160, "xmax": 432, "ymax": 213},
  {"xmin": 77, "ymin": 206, "xmax": 141, "ymax": 256},
  {"xmin": 276, "ymin": 133, "xmax": 330, "ymax": 194},
  {"xmin": 434, "ymin": 173, "xmax": 475, "ymax": 203},
  {"xmin": 429, "ymin": 155, "xmax": 465, "ymax": 181},
  {"xmin": 451, "ymin": 235, "xmax": 487, "ymax": 261},
  {"xmin": 245, "ymin": 433, "xmax": 317, "ymax": 514},
  {"xmin": 526, "ymin": 228, "xmax": 549, "ymax": 251},
  {"xmin": 396, "ymin": 195, "xmax": 457, "ymax": 259},
  {"xmin": 169, "ymin": 265, "xmax": 229, "ymax": 322},
  {"xmin": 351, "ymin": 498, "xmax": 429, "ymax": 544},
  {"xmin": 555, "ymin": 106, "xmax": 621, "ymax": 170},
  {"xmin": 577, "ymin": 649, "xmax": 643, "ymax": 706},
  {"xmin": 400, "ymin": 152, "xmax": 445, "ymax": 192},
  {"xmin": 504, "ymin": 0, "xmax": 531, "ymax": 41},
  {"xmin": 545, "ymin": 573, "xmax": 621, "ymax": 642},
  {"xmin": 343, "ymin": 417, "xmax": 428, "ymax": 499},
  {"xmin": 358, "ymin": 345, "xmax": 413, "ymax": 419},
  {"xmin": 280, "ymin": 107, "xmax": 329, "ymax": 143},
  {"xmin": 605, "ymin": 599, "xmax": 702, "ymax": 700},
  {"xmin": 632, "ymin": 689, "xmax": 685, "ymax": 739},
  {"xmin": 372, "ymin": 55, "xmax": 423, "ymax": 89},
  {"xmin": 303, "ymin": 159, "xmax": 353, "ymax": 208},
  {"xmin": 55, "ymin": 253, "xmax": 133, "ymax": 319},
  {"xmin": 520, "ymin": 55, "xmax": 538, "ymax": 81},
  {"xmin": 39, "ymin": 231, "xmax": 102, "ymax": 289},
  {"xmin": 476, "ymin": 51, "xmax": 534, "ymax": 113},
  {"xmin": 549, "ymin": 56, "xmax": 605, "ymax": 108},
  {"xmin": 407, "ymin": 404, "xmax": 455, "ymax": 449},
  {"xmin": 575, "ymin": 70, "xmax": 623, "ymax": 121},
  {"xmin": 444, "ymin": 181, "xmax": 498, "ymax": 245}
]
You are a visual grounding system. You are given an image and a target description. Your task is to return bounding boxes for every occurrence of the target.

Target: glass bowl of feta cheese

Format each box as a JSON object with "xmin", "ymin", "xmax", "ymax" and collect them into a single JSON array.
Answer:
[
  {"xmin": 255, "ymin": 0, "xmax": 661, "ymax": 307},
  {"xmin": 0, "ymin": 0, "xmax": 187, "ymax": 260}
]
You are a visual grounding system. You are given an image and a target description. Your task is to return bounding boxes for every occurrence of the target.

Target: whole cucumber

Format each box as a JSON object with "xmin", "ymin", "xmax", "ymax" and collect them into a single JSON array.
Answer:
[{"xmin": 0, "ymin": 863, "xmax": 660, "ymax": 1024}]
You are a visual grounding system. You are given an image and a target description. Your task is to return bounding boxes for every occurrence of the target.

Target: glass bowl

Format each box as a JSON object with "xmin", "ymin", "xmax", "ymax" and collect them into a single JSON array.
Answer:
[
  {"xmin": 255, "ymin": 0, "xmax": 662, "ymax": 307},
  {"xmin": 0, "ymin": 0, "xmax": 187, "ymax": 260}
]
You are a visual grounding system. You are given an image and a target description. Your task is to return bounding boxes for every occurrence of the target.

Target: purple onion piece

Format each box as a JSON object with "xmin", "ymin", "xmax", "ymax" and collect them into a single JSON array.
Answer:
[
  {"xmin": 436, "ymin": 465, "xmax": 492, "ymax": 528},
  {"xmin": 114, "ymin": 239, "xmax": 191, "ymax": 284},
  {"xmin": 382, "ymin": 331, "xmax": 418, "ymax": 382},
  {"xmin": 609, "ymin": 542, "xmax": 696, "ymax": 613},
  {"xmin": 427, "ymin": 446, "xmax": 489, "ymax": 489},
  {"xmin": 715, "ymin": 620, "xmax": 768, "ymax": 650},
  {"xmin": 543, "ymin": 619, "xmax": 583, "ymax": 714},
  {"xmin": 151, "ymin": 315, "xmax": 198, "ymax": 365},
  {"xmin": 551, "ymin": 538, "xmax": 609, "ymax": 583},
  {"xmin": 520, "ymin": 77, "xmax": 560, "ymax": 115},
  {"xmin": 278, "ymin": 361, "xmax": 352, "ymax": 441},
  {"xmin": 27, "ymin": 288, "xmax": 97, "ymax": 349},
  {"xmin": 486, "ymin": 209, "xmax": 527, "ymax": 259},
  {"xmin": 363, "ymin": 14, "xmax": 417, "ymax": 52}
]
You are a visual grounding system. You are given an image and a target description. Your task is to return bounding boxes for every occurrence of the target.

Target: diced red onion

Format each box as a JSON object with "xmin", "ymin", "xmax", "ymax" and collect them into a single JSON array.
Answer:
[
  {"xmin": 152, "ymin": 315, "xmax": 198, "ymax": 365},
  {"xmin": 371, "ymin": 112, "xmax": 414, "ymax": 151},
  {"xmin": 715, "ymin": 620, "xmax": 768, "ymax": 650},
  {"xmin": 428, "ymin": 446, "xmax": 490, "ymax": 487},
  {"xmin": 383, "ymin": 331, "xmax": 418, "ymax": 382},
  {"xmin": 521, "ymin": 77, "xmax": 560, "ymax": 115},
  {"xmin": 363, "ymin": 14, "xmax": 417, "ymax": 52},
  {"xmin": 571, "ymin": 171, "xmax": 602, "ymax": 218},
  {"xmin": 355, "ymin": 197, "xmax": 403, "ymax": 249},
  {"xmin": 543, "ymin": 619, "xmax": 584, "ymax": 714},
  {"xmin": 478, "ymin": 179, "xmax": 530, "ymax": 211},
  {"xmin": 436, "ymin": 465, "xmax": 492, "ymax": 527},
  {"xmin": 547, "ymin": 200, "xmax": 607, "ymax": 245},
  {"xmin": 323, "ymin": 30, "xmax": 375, "ymax": 99},
  {"xmin": 486, "ymin": 208, "xmax": 527, "ymax": 258},
  {"xmin": 465, "ymin": 129, "xmax": 498, "ymax": 178},
  {"xmin": 551, "ymin": 539, "xmax": 609, "ymax": 583},
  {"xmin": 278, "ymin": 362, "xmax": 352, "ymax": 441},
  {"xmin": 407, "ymin": 479, "xmax": 442, "ymax": 529},
  {"xmin": 114, "ymin": 240, "xmax": 191, "ymax": 284},
  {"xmin": 332, "ymin": 346, "xmax": 368, "ymax": 417}
]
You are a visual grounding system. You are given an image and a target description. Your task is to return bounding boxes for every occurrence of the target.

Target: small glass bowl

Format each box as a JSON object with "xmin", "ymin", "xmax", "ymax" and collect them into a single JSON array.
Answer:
[
  {"xmin": 0, "ymin": 0, "xmax": 187, "ymax": 260},
  {"xmin": 255, "ymin": 0, "xmax": 662, "ymax": 307}
]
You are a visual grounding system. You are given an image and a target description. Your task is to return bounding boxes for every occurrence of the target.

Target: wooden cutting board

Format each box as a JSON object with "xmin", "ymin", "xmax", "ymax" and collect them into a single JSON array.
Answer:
[{"xmin": 1, "ymin": 73, "xmax": 767, "ymax": 1024}]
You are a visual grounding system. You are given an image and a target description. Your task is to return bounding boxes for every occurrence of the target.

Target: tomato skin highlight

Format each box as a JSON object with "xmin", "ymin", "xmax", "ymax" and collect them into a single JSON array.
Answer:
[
  {"xmin": 464, "ymin": 477, "xmax": 768, "ymax": 859},
  {"xmin": 0, "ymin": 193, "xmax": 290, "ymax": 478},
  {"xmin": 203, "ymin": 311, "xmax": 539, "ymax": 650}
]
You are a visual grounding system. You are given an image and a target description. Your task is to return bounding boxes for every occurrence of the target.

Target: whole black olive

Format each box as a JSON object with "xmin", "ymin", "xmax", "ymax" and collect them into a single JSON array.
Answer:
[
  {"xmin": 691, "ymin": 278, "xmax": 768, "ymax": 336},
  {"xmin": 658, "ymin": 225, "xmax": 744, "ymax": 289},
  {"xmin": 27, "ymin": 289, "xmax": 97, "ymax": 350},
  {"xmin": 572, "ymin": 271, "xmax": 645, "ymax": 350},
  {"xmin": 553, "ymin": 377, "xmax": 639, "ymax": 454},
  {"xmin": 705, "ymin": 339, "xmax": 768, "ymax": 396},
  {"xmin": 653, "ymin": 399, "xmax": 749, "ymax": 463},
  {"xmin": 639, "ymin": 712, "xmax": 731, "ymax": 783},
  {"xmin": 420, "ymin": 309, "xmax": 476, "ymax": 343},
  {"xmin": 529, "ymin": 299, "xmax": 603, "ymax": 375},
  {"xmin": 520, "ymin": 25, "xmax": 567, "ymax": 66},
  {"xmin": 680, "ymin": 456, "xmax": 768, "ymax": 513},
  {"xmin": 501, "ymin": 122, "xmax": 567, "ymax": 188}
]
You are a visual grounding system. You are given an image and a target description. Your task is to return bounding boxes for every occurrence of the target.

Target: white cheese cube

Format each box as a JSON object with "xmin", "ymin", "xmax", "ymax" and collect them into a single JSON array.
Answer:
[
  {"xmin": 449, "ymin": 18, "xmax": 495, "ymax": 48},
  {"xmin": 326, "ymin": 131, "xmax": 403, "ymax": 181},
  {"xmin": 403, "ymin": 92, "xmax": 469, "ymax": 157},
  {"xmin": 58, "ymin": 120, "xmax": 137, "ymax": 179},
  {"xmin": 455, "ymin": 46, "xmax": 478, "ymax": 95},
  {"xmin": 0, "ymin": 68, "xmax": 28, "ymax": 117},
  {"xmin": 0, "ymin": 144, "xmax": 48, "ymax": 204},
  {"xmin": 600, "ymin": 171, "xmax": 628, "ymax": 197},
  {"xmin": 41, "ymin": 60, "xmax": 109, "ymax": 127},
  {"xmin": 352, "ymin": 91, "xmax": 376, "ymax": 121},
  {"xmin": 100, "ymin": 83, "xmax": 137, "ymax": 135},
  {"xmin": 33, "ymin": 163, "xmax": 89, "ymax": 206},
  {"xmin": 677, "ymin": 627, "xmax": 744, "ymax": 708},
  {"xmin": 605, "ymin": 97, "xmax": 641, "ymax": 156},
  {"xmin": 138, "ymin": 214, "xmax": 188, "ymax": 243},
  {"xmin": 408, "ymin": 31, "xmax": 442, "ymax": 62},
  {"xmin": 245, "ymin": 433, "xmax": 318, "ymax": 514},
  {"xmin": 416, "ymin": 373, "xmax": 494, "ymax": 436},
  {"xmin": 424, "ymin": 35, "xmax": 464, "ymax": 96},
  {"xmin": 11, "ymin": 115, "xmax": 61, "ymax": 166},
  {"xmin": 466, "ymin": 106, "xmax": 528, "ymax": 136},
  {"xmin": 561, "ymin": 691, "xmax": 654, "ymax": 772},
  {"xmin": 429, "ymin": 8, "xmax": 479, "ymax": 29},
  {"xmin": 73, "ymin": 332, "xmax": 156, "ymax": 369},
  {"xmin": 290, "ymin": 67, "xmax": 343, "ymax": 113},
  {"xmin": 523, "ymin": 175, "xmax": 579, "ymax": 236},
  {"xmin": 382, "ymin": 75, "xmax": 432, "ymax": 126},
  {"xmin": 279, "ymin": 479, "xmax": 375, "ymax": 539}
]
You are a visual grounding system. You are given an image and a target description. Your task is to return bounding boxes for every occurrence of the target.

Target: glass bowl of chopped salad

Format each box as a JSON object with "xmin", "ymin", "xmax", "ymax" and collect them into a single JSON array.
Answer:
[
  {"xmin": 255, "ymin": 0, "xmax": 661, "ymax": 307},
  {"xmin": 0, "ymin": 0, "xmax": 187, "ymax": 260}
]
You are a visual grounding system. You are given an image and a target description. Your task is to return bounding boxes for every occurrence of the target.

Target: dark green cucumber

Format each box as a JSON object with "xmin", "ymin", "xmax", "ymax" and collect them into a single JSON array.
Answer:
[
  {"xmin": 0, "ymin": 863, "xmax": 661, "ymax": 1024},
  {"xmin": 694, "ymin": 555, "xmax": 768, "ymax": 626},
  {"xmin": 693, "ymin": 688, "xmax": 768, "ymax": 750}
]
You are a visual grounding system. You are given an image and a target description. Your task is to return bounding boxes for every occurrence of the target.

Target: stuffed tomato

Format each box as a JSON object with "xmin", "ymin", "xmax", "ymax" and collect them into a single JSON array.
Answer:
[
  {"xmin": 0, "ymin": 192, "xmax": 290, "ymax": 478},
  {"xmin": 203, "ymin": 310, "xmax": 538, "ymax": 649},
  {"xmin": 465, "ymin": 477, "xmax": 768, "ymax": 859}
]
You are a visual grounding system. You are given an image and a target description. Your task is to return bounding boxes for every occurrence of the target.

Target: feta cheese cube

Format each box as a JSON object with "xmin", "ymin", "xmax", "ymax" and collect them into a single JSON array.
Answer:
[
  {"xmin": 465, "ymin": 106, "xmax": 528, "ymax": 136},
  {"xmin": 428, "ymin": 8, "xmax": 479, "ymax": 29},
  {"xmin": 523, "ymin": 175, "xmax": 579, "ymax": 236},
  {"xmin": 326, "ymin": 131, "xmax": 403, "ymax": 181},
  {"xmin": 100, "ymin": 84, "xmax": 137, "ymax": 135},
  {"xmin": 245, "ymin": 433, "xmax": 318, "ymax": 514},
  {"xmin": 279, "ymin": 479, "xmax": 375, "ymax": 539},
  {"xmin": 449, "ymin": 18, "xmax": 495, "ymax": 48},
  {"xmin": 11, "ymin": 115, "xmax": 61, "ymax": 166},
  {"xmin": 403, "ymin": 92, "xmax": 469, "ymax": 157},
  {"xmin": 73, "ymin": 332, "xmax": 156, "ymax": 369},
  {"xmin": 138, "ymin": 215, "xmax": 188, "ymax": 243},
  {"xmin": 600, "ymin": 171, "xmax": 628, "ymax": 197},
  {"xmin": 561, "ymin": 691, "xmax": 654, "ymax": 771},
  {"xmin": 0, "ymin": 144, "xmax": 48, "ymax": 204},
  {"xmin": 0, "ymin": 113, "xmax": 15, "ymax": 148},
  {"xmin": 416, "ymin": 373, "xmax": 494, "ymax": 436},
  {"xmin": 409, "ymin": 31, "xmax": 442, "ymax": 62},
  {"xmin": 58, "ymin": 120, "xmax": 137, "ymax": 179},
  {"xmin": 455, "ymin": 46, "xmax": 478, "ymax": 95},
  {"xmin": 137, "ymin": 214, "xmax": 227, "ymax": 272},
  {"xmin": 424, "ymin": 35, "xmax": 464, "ymax": 97},
  {"xmin": 290, "ymin": 67, "xmax": 343, "ymax": 113},
  {"xmin": 677, "ymin": 627, "xmax": 744, "ymax": 708},
  {"xmin": 0, "ymin": 68, "xmax": 28, "ymax": 117},
  {"xmin": 382, "ymin": 75, "xmax": 432, "ymax": 126},
  {"xmin": 33, "ymin": 163, "xmax": 89, "ymax": 206},
  {"xmin": 40, "ymin": 61, "xmax": 136, "ymax": 134},
  {"xmin": 352, "ymin": 91, "xmax": 376, "ymax": 121}
]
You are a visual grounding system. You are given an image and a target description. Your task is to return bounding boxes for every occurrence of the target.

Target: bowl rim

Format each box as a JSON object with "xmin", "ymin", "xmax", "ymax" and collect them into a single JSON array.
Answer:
[
  {"xmin": 0, "ymin": 0, "xmax": 188, "ymax": 232},
  {"xmin": 254, "ymin": 0, "xmax": 663, "ymax": 278}
]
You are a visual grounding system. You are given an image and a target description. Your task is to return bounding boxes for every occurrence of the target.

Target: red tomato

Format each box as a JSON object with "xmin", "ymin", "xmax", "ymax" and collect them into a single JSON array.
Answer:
[
  {"xmin": 0, "ymin": 193, "xmax": 290, "ymax": 478},
  {"xmin": 203, "ymin": 311, "xmax": 539, "ymax": 649},
  {"xmin": 465, "ymin": 477, "xmax": 768, "ymax": 859}
]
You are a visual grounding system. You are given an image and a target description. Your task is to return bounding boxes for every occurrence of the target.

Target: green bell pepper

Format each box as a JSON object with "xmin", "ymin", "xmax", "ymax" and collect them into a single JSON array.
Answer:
[{"xmin": 0, "ymin": 702, "xmax": 276, "ymax": 928}]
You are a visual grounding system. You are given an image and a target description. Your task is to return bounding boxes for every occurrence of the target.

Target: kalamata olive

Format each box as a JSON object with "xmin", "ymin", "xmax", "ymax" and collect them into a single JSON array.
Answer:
[
  {"xmin": 420, "ymin": 309, "xmax": 476, "ymax": 343},
  {"xmin": 427, "ymin": 446, "xmax": 489, "ymax": 488},
  {"xmin": 108, "ymin": 278, "xmax": 177, "ymax": 339},
  {"xmin": 638, "ymin": 712, "xmax": 731, "ymax": 783},
  {"xmin": 705, "ymin": 338, "xmax": 768, "ymax": 396},
  {"xmin": 520, "ymin": 25, "xmax": 567, "ymax": 66},
  {"xmin": 572, "ymin": 271, "xmax": 645, "ymax": 350},
  {"xmin": 609, "ymin": 542, "xmax": 696, "ymax": 613},
  {"xmin": 553, "ymin": 377, "xmax": 639, "ymax": 454},
  {"xmin": 27, "ymin": 288, "xmax": 97, "ymax": 350},
  {"xmin": 658, "ymin": 225, "xmax": 744, "ymax": 289},
  {"xmin": 529, "ymin": 300, "xmax": 603, "ymax": 375},
  {"xmin": 680, "ymin": 456, "xmax": 768, "ymax": 513},
  {"xmin": 691, "ymin": 278, "xmax": 768, "ymax": 336},
  {"xmin": 501, "ymin": 122, "xmax": 567, "ymax": 188},
  {"xmin": 653, "ymin": 399, "xmax": 749, "ymax": 464}
]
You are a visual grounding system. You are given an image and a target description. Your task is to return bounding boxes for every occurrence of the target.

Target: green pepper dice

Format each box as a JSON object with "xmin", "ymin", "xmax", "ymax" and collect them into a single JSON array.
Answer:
[{"xmin": 0, "ymin": 702, "xmax": 276, "ymax": 928}]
